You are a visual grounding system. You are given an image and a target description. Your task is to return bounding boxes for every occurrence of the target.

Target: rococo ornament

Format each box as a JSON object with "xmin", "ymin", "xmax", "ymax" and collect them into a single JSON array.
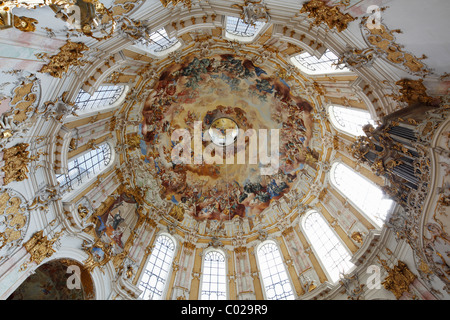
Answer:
[
  {"xmin": 231, "ymin": 0, "xmax": 270, "ymax": 26},
  {"xmin": 381, "ymin": 260, "xmax": 417, "ymax": 299},
  {"xmin": 0, "ymin": 189, "xmax": 29, "ymax": 264},
  {"xmin": 300, "ymin": 0, "xmax": 355, "ymax": 32},
  {"xmin": 13, "ymin": 15, "xmax": 38, "ymax": 32},
  {"xmin": 23, "ymin": 229, "xmax": 63, "ymax": 266},
  {"xmin": 0, "ymin": 143, "xmax": 34, "ymax": 186},
  {"xmin": 360, "ymin": 16, "xmax": 431, "ymax": 76},
  {"xmin": 37, "ymin": 40, "xmax": 89, "ymax": 78}
]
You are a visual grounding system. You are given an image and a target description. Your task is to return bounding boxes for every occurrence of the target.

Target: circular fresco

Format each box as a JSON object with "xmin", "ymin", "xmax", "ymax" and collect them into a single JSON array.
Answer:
[{"xmin": 140, "ymin": 54, "xmax": 318, "ymax": 221}]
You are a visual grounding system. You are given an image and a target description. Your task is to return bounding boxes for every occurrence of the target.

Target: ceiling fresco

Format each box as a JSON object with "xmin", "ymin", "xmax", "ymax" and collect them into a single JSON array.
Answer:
[{"xmin": 139, "ymin": 54, "xmax": 319, "ymax": 221}]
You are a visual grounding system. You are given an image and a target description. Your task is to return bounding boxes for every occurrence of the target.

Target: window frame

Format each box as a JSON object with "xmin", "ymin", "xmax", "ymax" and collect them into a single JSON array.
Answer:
[
  {"xmin": 329, "ymin": 161, "xmax": 394, "ymax": 228},
  {"xmin": 255, "ymin": 240, "xmax": 296, "ymax": 300},
  {"xmin": 300, "ymin": 210, "xmax": 355, "ymax": 283},
  {"xmin": 327, "ymin": 104, "xmax": 376, "ymax": 137},
  {"xmin": 137, "ymin": 233, "xmax": 177, "ymax": 300},
  {"xmin": 199, "ymin": 248, "xmax": 229, "ymax": 300}
]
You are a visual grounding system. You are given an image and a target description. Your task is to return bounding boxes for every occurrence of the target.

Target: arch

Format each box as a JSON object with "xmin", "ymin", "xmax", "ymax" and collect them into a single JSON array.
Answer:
[
  {"xmin": 256, "ymin": 240, "xmax": 295, "ymax": 300},
  {"xmin": 328, "ymin": 105, "xmax": 376, "ymax": 137},
  {"xmin": 7, "ymin": 258, "xmax": 94, "ymax": 300},
  {"xmin": 56, "ymin": 142, "xmax": 113, "ymax": 192},
  {"xmin": 199, "ymin": 248, "xmax": 227, "ymax": 300},
  {"xmin": 138, "ymin": 233, "xmax": 176, "ymax": 300},
  {"xmin": 291, "ymin": 49, "xmax": 350, "ymax": 76},
  {"xmin": 302, "ymin": 210, "xmax": 354, "ymax": 283},
  {"xmin": 329, "ymin": 161, "xmax": 394, "ymax": 228}
]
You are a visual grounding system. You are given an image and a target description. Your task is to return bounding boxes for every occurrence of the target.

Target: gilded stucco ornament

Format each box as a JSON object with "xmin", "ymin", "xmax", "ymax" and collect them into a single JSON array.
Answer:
[
  {"xmin": 28, "ymin": 185, "xmax": 63, "ymax": 213},
  {"xmin": 360, "ymin": 16, "xmax": 431, "ymax": 76},
  {"xmin": 337, "ymin": 47, "xmax": 379, "ymax": 69},
  {"xmin": 300, "ymin": 0, "xmax": 355, "ymax": 32},
  {"xmin": 231, "ymin": 0, "xmax": 270, "ymax": 26},
  {"xmin": 23, "ymin": 229, "xmax": 64, "ymax": 266},
  {"xmin": 339, "ymin": 273, "xmax": 365, "ymax": 300},
  {"xmin": 13, "ymin": 15, "xmax": 38, "ymax": 32},
  {"xmin": 380, "ymin": 260, "xmax": 417, "ymax": 299},
  {"xmin": 351, "ymin": 231, "xmax": 364, "ymax": 244},
  {"xmin": 159, "ymin": 0, "xmax": 200, "ymax": 10}
]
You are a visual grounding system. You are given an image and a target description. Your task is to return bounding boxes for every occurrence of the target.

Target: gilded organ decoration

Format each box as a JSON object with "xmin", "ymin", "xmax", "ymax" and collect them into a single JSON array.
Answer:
[
  {"xmin": 300, "ymin": 0, "xmax": 355, "ymax": 32},
  {"xmin": 38, "ymin": 40, "xmax": 89, "ymax": 78}
]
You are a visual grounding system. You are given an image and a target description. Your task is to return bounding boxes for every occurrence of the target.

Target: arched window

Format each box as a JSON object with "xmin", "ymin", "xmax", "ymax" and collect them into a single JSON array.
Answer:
[
  {"xmin": 329, "ymin": 105, "xmax": 376, "ymax": 136},
  {"xmin": 56, "ymin": 143, "xmax": 112, "ymax": 191},
  {"xmin": 75, "ymin": 85, "xmax": 125, "ymax": 112},
  {"xmin": 138, "ymin": 234, "xmax": 176, "ymax": 300},
  {"xmin": 303, "ymin": 211, "xmax": 354, "ymax": 283},
  {"xmin": 225, "ymin": 16, "xmax": 265, "ymax": 42},
  {"xmin": 291, "ymin": 49, "xmax": 349, "ymax": 75},
  {"xmin": 330, "ymin": 162, "xmax": 394, "ymax": 227},
  {"xmin": 200, "ymin": 250, "xmax": 227, "ymax": 300},
  {"xmin": 257, "ymin": 241, "xmax": 294, "ymax": 300}
]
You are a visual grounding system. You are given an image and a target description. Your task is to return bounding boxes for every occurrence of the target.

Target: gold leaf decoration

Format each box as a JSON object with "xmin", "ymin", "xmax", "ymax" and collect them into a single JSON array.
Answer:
[
  {"xmin": 389, "ymin": 79, "xmax": 436, "ymax": 106},
  {"xmin": 23, "ymin": 230, "xmax": 60, "ymax": 265},
  {"xmin": 38, "ymin": 40, "xmax": 89, "ymax": 78},
  {"xmin": 381, "ymin": 260, "xmax": 417, "ymax": 299},
  {"xmin": 361, "ymin": 20, "xmax": 431, "ymax": 76},
  {"xmin": 0, "ymin": 143, "xmax": 32, "ymax": 185}
]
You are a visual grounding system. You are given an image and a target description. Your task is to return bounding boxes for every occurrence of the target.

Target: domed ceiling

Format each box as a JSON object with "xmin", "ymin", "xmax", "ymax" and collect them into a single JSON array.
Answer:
[{"xmin": 138, "ymin": 53, "xmax": 318, "ymax": 222}]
